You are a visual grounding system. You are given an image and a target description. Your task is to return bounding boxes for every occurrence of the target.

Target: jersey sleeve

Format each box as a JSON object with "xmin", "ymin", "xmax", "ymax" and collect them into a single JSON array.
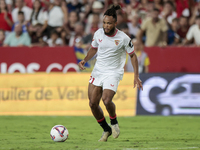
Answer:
[
  {"xmin": 91, "ymin": 31, "xmax": 98, "ymax": 49},
  {"xmin": 124, "ymin": 36, "xmax": 134, "ymax": 55}
]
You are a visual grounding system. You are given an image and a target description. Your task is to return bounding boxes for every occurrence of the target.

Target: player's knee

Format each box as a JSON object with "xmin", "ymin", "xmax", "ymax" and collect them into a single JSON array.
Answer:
[
  {"xmin": 89, "ymin": 101, "xmax": 98, "ymax": 109},
  {"xmin": 102, "ymin": 97, "xmax": 112, "ymax": 106}
]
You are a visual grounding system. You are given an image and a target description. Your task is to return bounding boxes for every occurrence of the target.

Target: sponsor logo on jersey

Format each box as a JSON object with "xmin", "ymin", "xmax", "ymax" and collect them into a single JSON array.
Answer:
[
  {"xmin": 115, "ymin": 40, "xmax": 120, "ymax": 46},
  {"xmin": 110, "ymin": 84, "xmax": 114, "ymax": 87}
]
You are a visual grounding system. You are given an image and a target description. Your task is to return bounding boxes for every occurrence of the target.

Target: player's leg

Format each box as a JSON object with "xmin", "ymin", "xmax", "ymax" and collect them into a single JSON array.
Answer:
[
  {"xmin": 88, "ymin": 83, "xmax": 104, "ymax": 120},
  {"xmin": 102, "ymin": 89, "xmax": 117, "ymax": 122},
  {"xmin": 88, "ymin": 83, "xmax": 112, "ymax": 141},
  {"xmin": 102, "ymin": 77, "xmax": 120, "ymax": 139},
  {"xmin": 102, "ymin": 89, "xmax": 120, "ymax": 138}
]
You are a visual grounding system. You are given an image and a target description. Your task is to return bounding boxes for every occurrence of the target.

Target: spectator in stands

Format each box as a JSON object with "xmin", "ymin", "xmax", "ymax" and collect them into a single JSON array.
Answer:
[
  {"xmin": 167, "ymin": 18, "xmax": 180, "ymax": 45},
  {"xmin": 110, "ymin": 0, "xmax": 125, "ymax": 9},
  {"xmin": 116, "ymin": 11, "xmax": 125, "ymax": 29},
  {"xmin": 85, "ymin": 13, "xmax": 100, "ymax": 36},
  {"xmin": 69, "ymin": 22, "xmax": 85, "ymax": 47},
  {"xmin": 0, "ymin": 29, "xmax": 5, "ymax": 46},
  {"xmin": 177, "ymin": 16, "xmax": 189, "ymax": 44},
  {"xmin": 189, "ymin": 1, "xmax": 200, "ymax": 25},
  {"xmin": 184, "ymin": 15, "xmax": 200, "ymax": 46},
  {"xmin": 46, "ymin": 30, "xmax": 63, "ymax": 47},
  {"xmin": 24, "ymin": 0, "xmax": 33, "ymax": 8},
  {"xmin": 32, "ymin": 0, "xmax": 53, "ymax": 10},
  {"xmin": 125, "ymin": 0, "xmax": 139, "ymax": 21},
  {"xmin": 118, "ymin": 23, "xmax": 133, "ymax": 38},
  {"xmin": 58, "ymin": 0, "xmax": 68, "ymax": 25},
  {"xmin": 12, "ymin": 11, "xmax": 28, "ymax": 33},
  {"xmin": 92, "ymin": 1, "xmax": 104, "ymax": 18},
  {"xmin": 78, "ymin": 3, "xmax": 90, "ymax": 23},
  {"xmin": 125, "ymin": 4, "xmax": 136, "ymax": 22},
  {"xmin": 137, "ymin": 8, "xmax": 168, "ymax": 47},
  {"xmin": 29, "ymin": 23, "xmax": 46, "ymax": 47},
  {"xmin": 67, "ymin": 0, "xmax": 83, "ymax": 13},
  {"xmin": 129, "ymin": 0, "xmax": 139, "ymax": 10},
  {"xmin": 5, "ymin": 0, "xmax": 13, "ymax": 13},
  {"xmin": 127, "ymin": 14, "xmax": 140, "ymax": 39},
  {"xmin": 0, "ymin": 0, "xmax": 13, "ymax": 31},
  {"xmin": 160, "ymin": 1, "xmax": 177, "ymax": 25},
  {"xmin": 12, "ymin": 0, "xmax": 32, "ymax": 23},
  {"xmin": 126, "ymin": 39, "xmax": 150, "ymax": 73},
  {"xmin": 137, "ymin": 0, "xmax": 149, "ymax": 20},
  {"xmin": 86, "ymin": 1, "xmax": 104, "ymax": 35},
  {"xmin": 3, "ymin": 23, "xmax": 31, "ymax": 46},
  {"xmin": 176, "ymin": 0, "xmax": 195, "ymax": 18},
  {"xmin": 28, "ymin": 0, "xmax": 48, "ymax": 36},
  {"xmin": 60, "ymin": 28, "xmax": 70, "ymax": 45},
  {"xmin": 154, "ymin": 0, "xmax": 163, "ymax": 11},
  {"xmin": 81, "ymin": 12, "xmax": 101, "ymax": 50},
  {"xmin": 81, "ymin": 26, "xmax": 96, "ymax": 50},
  {"xmin": 175, "ymin": 0, "xmax": 188, "ymax": 18},
  {"xmin": 138, "ymin": 0, "xmax": 148, "ymax": 11},
  {"xmin": 64, "ymin": 11, "xmax": 79, "ymax": 35},
  {"xmin": 46, "ymin": 1, "xmax": 66, "ymax": 37},
  {"xmin": 141, "ymin": 1, "xmax": 154, "ymax": 21}
]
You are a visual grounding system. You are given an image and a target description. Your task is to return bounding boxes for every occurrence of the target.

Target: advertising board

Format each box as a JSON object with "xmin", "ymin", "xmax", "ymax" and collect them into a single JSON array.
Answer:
[
  {"xmin": 137, "ymin": 73, "xmax": 200, "ymax": 116},
  {"xmin": 0, "ymin": 73, "xmax": 137, "ymax": 116}
]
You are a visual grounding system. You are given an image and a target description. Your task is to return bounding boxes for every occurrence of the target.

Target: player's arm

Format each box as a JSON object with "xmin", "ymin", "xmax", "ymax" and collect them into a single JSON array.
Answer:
[
  {"xmin": 129, "ymin": 52, "xmax": 143, "ymax": 90},
  {"xmin": 78, "ymin": 47, "xmax": 97, "ymax": 70}
]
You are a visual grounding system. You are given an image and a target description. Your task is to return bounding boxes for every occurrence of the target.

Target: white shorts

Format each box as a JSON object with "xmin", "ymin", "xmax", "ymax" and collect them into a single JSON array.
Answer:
[{"xmin": 89, "ymin": 72, "xmax": 120, "ymax": 92}]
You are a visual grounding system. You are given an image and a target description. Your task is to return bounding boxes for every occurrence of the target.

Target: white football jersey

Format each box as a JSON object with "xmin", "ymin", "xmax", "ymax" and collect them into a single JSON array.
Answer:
[{"xmin": 91, "ymin": 28, "xmax": 134, "ymax": 79}]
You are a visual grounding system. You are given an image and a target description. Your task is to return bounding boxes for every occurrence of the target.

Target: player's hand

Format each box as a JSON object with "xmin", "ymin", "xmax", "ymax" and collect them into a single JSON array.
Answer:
[
  {"xmin": 78, "ymin": 60, "xmax": 86, "ymax": 70},
  {"xmin": 134, "ymin": 76, "xmax": 143, "ymax": 91}
]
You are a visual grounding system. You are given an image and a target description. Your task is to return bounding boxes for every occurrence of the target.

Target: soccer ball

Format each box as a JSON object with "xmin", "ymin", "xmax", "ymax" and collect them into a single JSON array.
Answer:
[{"xmin": 50, "ymin": 125, "xmax": 69, "ymax": 142}]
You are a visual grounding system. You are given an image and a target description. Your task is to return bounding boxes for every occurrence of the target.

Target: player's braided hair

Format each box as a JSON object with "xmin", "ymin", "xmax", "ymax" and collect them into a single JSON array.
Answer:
[{"xmin": 104, "ymin": 5, "xmax": 121, "ymax": 22}]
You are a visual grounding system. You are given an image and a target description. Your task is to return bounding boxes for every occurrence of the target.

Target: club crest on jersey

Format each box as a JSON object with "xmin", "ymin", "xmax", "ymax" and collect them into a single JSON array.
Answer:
[
  {"xmin": 115, "ymin": 40, "xmax": 120, "ymax": 46},
  {"xmin": 99, "ymin": 39, "xmax": 102, "ymax": 42}
]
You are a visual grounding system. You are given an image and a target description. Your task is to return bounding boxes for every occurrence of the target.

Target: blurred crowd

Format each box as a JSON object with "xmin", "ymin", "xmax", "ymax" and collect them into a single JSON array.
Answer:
[{"xmin": 0, "ymin": 0, "xmax": 200, "ymax": 48}]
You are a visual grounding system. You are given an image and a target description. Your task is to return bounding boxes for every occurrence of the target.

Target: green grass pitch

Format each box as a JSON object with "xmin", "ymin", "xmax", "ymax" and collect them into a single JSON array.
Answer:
[{"xmin": 0, "ymin": 116, "xmax": 200, "ymax": 150}]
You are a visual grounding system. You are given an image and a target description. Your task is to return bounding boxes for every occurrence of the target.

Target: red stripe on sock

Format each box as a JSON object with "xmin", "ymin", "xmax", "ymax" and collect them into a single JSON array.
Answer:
[
  {"xmin": 109, "ymin": 114, "xmax": 116, "ymax": 119},
  {"xmin": 97, "ymin": 117, "xmax": 105, "ymax": 123}
]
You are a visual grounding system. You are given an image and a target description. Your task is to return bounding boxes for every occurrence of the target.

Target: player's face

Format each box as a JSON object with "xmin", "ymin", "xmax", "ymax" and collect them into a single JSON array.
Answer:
[{"xmin": 103, "ymin": 15, "xmax": 117, "ymax": 36}]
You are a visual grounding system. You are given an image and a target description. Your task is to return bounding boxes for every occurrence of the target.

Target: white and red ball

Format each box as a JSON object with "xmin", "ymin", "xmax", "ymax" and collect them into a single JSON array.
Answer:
[{"xmin": 50, "ymin": 125, "xmax": 69, "ymax": 142}]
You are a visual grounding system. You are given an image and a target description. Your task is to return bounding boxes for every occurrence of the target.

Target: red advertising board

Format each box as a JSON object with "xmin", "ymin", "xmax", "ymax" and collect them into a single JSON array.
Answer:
[
  {"xmin": 145, "ymin": 47, "xmax": 200, "ymax": 73},
  {"xmin": 0, "ymin": 46, "xmax": 200, "ymax": 73},
  {"xmin": 0, "ymin": 47, "xmax": 78, "ymax": 73}
]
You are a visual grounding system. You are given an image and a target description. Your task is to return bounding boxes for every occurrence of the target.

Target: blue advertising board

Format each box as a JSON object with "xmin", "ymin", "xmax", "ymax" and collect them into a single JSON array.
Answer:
[{"xmin": 136, "ymin": 73, "xmax": 200, "ymax": 116}]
